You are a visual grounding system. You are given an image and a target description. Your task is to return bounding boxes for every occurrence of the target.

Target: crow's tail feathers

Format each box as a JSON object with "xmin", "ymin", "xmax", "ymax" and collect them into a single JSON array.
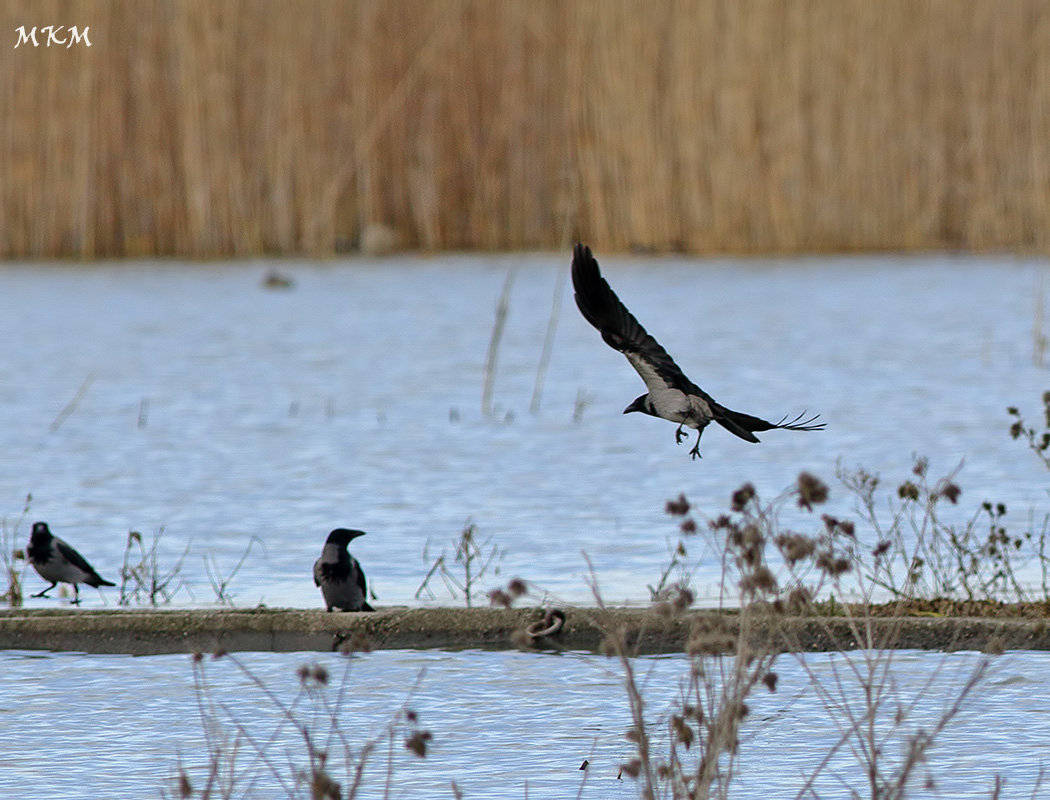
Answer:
[{"xmin": 714, "ymin": 406, "xmax": 825, "ymax": 443}]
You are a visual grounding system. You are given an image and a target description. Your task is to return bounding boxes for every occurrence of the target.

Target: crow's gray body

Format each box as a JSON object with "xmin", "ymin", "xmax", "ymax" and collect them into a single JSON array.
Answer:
[
  {"xmin": 27, "ymin": 521, "xmax": 115, "ymax": 604},
  {"xmin": 313, "ymin": 528, "xmax": 374, "ymax": 612}
]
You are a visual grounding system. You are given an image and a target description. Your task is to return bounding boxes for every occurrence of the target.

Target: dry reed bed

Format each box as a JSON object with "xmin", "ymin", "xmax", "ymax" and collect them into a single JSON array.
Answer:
[{"xmin": 3, "ymin": 0, "xmax": 1050, "ymax": 257}]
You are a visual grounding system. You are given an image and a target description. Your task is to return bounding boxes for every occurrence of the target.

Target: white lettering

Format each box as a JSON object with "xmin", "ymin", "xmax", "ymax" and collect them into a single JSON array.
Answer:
[
  {"xmin": 67, "ymin": 26, "xmax": 90, "ymax": 47},
  {"xmin": 43, "ymin": 25, "xmax": 66, "ymax": 46},
  {"xmin": 14, "ymin": 26, "xmax": 38, "ymax": 48}
]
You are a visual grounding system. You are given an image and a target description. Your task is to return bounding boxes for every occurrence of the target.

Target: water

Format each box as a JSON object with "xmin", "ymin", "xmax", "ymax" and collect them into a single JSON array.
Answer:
[
  {"xmin": 2, "ymin": 253, "xmax": 1050, "ymax": 608},
  {"xmin": 0, "ymin": 646, "xmax": 1043, "ymax": 798},
  {"xmin": 3, "ymin": 256, "xmax": 1049, "ymax": 797}
]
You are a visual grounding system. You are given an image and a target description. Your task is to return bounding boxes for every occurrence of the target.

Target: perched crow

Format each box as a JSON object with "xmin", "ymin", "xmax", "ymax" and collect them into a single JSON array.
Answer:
[
  {"xmin": 571, "ymin": 243, "xmax": 824, "ymax": 459},
  {"xmin": 313, "ymin": 528, "xmax": 374, "ymax": 612},
  {"xmin": 27, "ymin": 521, "xmax": 115, "ymax": 604}
]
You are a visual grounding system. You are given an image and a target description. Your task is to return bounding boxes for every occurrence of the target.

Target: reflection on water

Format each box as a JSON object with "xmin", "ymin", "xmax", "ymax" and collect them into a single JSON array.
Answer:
[
  {"xmin": 1, "ymin": 254, "xmax": 1049, "ymax": 608},
  {"xmin": 0, "ymin": 647, "xmax": 1045, "ymax": 799}
]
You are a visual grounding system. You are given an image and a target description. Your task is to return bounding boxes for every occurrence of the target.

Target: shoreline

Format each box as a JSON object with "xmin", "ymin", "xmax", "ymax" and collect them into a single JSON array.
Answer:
[{"xmin": 1, "ymin": 606, "xmax": 1048, "ymax": 656}]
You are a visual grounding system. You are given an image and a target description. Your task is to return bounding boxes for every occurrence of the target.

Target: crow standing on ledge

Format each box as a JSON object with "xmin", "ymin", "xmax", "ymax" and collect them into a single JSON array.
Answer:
[
  {"xmin": 313, "ymin": 528, "xmax": 375, "ymax": 612},
  {"xmin": 27, "ymin": 521, "xmax": 115, "ymax": 604},
  {"xmin": 571, "ymin": 243, "xmax": 825, "ymax": 459}
]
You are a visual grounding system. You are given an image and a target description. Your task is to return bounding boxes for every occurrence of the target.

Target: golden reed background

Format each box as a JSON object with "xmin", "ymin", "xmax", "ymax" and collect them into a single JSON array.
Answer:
[{"xmin": 3, "ymin": 0, "xmax": 1050, "ymax": 258}]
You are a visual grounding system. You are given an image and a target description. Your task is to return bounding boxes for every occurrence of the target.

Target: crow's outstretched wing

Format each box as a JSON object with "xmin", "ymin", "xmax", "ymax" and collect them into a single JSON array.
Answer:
[{"xmin": 572, "ymin": 243, "xmax": 712, "ymax": 402}]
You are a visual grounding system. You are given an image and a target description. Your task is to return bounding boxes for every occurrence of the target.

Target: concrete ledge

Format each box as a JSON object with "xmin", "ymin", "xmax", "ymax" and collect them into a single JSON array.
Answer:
[{"xmin": 1, "ymin": 606, "xmax": 1049, "ymax": 656}]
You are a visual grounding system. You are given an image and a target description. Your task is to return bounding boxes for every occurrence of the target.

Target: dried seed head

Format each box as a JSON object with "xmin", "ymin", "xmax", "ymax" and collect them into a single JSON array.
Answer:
[
  {"xmin": 731, "ymin": 483, "xmax": 756, "ymax": 512},
  {"xmin": 672, "ymin": 715, "xmax": 694, "ymax": 749},
  {"xmin": 817, "ymin": 550, "xmax": 853, "ymax": 576},
  {"xmin": 653, "ymin": 601, "xmax": 673, "ymax": 618},
  {"xmin": 310, "ymin": 769, "xmax": 340, "ymax": 800},
  {"xmin": 822, "ymin": 514, "xmax": 855, "ymax": 537},
  {"xmin": 740, "ymin": 566, "xmax": 777, "ymax": 597},
  {"xmin": 680, "ymin": 518, "xmax": 697, "ymax": 535},
  {"xmin": 192, "ymin": 652, "xmax": 204, "ymax": 664},
  {"xmin": 178, "ymin": 771, "xmax": 193, "ymax": 799},
  {"xmin": 763, "ymin": 672, "xmax": 779, "ymax": 692},
  {"xmin": 913, "ymin": 457, "xmax": 928, "ymax": 478},
  {"xmin": 488, "ymin": 589, "xmax": 513, "ymax": 608},
  {"xmin": 775, "ymin": 533, "xmax": 816, "ymax": 565},
  {"xmin": 672, "ymin": 587, "xmax": 695, "ymax": 611},
  {"xmin": 297, "ymin": 664, "xmax": 311, "ymax": 684},
  {"xmin": 787, "ymin": 586, "xmax": 813, "ymax": 610},
  {"xmin": 797, "ymin": 473, "xmax": 829, "ymax": 510},
  {"xmin": 619, "ymin": 759, "xmax": 642, "ymax": 779},
  {"xmin": 872, "ymin": 540, "xmax": 892, "ymax": 558},
  {"xmin": 665, "ymin": 494, "xmax": 690, "ymax": 516},
  {"xmin": 406, "ymin": 709, "xmax": 418, "ymax": 723},
  {"xmin": 312, "ymin": 665, "xmax": 329, "ymax": 686},
  {"xmin": 212, "ymin": 648, "xmax": 228, "ymax": 660},
  {"xmin": 742, "ymin": 523, "xmax": 764, "ymax": 549},
  {"xmin": 898, "ymin": 481, "xmax": 920, "ymax": 501},
  {"xmin": 940, "ymin": 483, "xmax": 961, "ymax": 503},
  {"xmin": 507, "ymin": 578, "xmax": 527, "ymax": 597},
  {"xmin": 710, "ymin": 514, "xmax": 732, "ymax": 530},
  {"xmin": 405, "ymin": 730, "xmax": 432, "ymax": 758}
]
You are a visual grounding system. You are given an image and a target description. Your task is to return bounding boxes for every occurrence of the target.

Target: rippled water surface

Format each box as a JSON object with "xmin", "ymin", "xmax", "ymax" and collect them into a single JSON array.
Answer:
[
  {"xmin": 2, "ymin": 253, "xmax": 1050, "ymax": 606},
  {"xmin": 0, "ymin": 647, "xmax": 1045, "ymax": 799}
]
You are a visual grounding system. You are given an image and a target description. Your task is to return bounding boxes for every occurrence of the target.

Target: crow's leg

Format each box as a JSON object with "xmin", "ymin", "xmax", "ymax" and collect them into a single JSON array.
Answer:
[
  {"xmin": 31, "ymin": 583, "xmax": 57, "ymax": 598},
  {"xmin": 71, "ymin": 585, "xmax": 81, "ymax": 606},
  {"xmin": 689, "ymin": 432, "xmax": 704, "ymax": 459},
  {"xmin": 675, "ymin": 424, "xmax": 688, "ymax": 444}
]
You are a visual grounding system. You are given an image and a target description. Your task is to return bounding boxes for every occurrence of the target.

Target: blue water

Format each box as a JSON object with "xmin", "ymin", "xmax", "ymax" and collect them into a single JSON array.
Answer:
[
  {"xmin": 1, "ymin": 254, "xmax": 1049, "ymax": 608},
  {"xmin": 0, "ymin": 647, "xmax": 1042, "ymax": 799}
]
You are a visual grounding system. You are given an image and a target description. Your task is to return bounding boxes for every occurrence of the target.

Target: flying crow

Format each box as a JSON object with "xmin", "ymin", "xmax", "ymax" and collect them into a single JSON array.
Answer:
[
  {"xmin": 27, "ymin": 521, "xmax": 115, "ymax": 604},
  {"xmin": 571, "ymin": 243, "xmax": 824, "ymax": 458},
  {"xmin": 313, "ymin": 528, "xmax": 374, "ymax": 612}
]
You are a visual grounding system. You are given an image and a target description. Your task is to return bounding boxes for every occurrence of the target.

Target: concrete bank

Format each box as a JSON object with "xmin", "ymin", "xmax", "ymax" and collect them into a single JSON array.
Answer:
[{"xmin": 2, "ymin": 606, "xmax": 1050, "ymax": 656}]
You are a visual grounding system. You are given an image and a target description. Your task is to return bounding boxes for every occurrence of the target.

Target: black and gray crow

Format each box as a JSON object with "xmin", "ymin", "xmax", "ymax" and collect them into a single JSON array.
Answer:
[
  {"xmin": 571, "ymin": 243, "xmax": 824, "ymax": 459},
  {"xmin": 27, "ymin": 521, "xmax": 115, "ymax": 604},
  {"xmin": 313, "ymin": 528, "xmax": 374, "ymax": 612}
]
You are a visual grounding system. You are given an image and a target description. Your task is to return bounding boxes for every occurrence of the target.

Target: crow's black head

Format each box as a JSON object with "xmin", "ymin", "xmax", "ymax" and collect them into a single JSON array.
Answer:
[
  {"xmin": 326, "ymin": 528, "xmax": 367, "ymax": 548},
  {"xmin": 623, "ymin": 395, "xmax": 651, "ymax": 416}
]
